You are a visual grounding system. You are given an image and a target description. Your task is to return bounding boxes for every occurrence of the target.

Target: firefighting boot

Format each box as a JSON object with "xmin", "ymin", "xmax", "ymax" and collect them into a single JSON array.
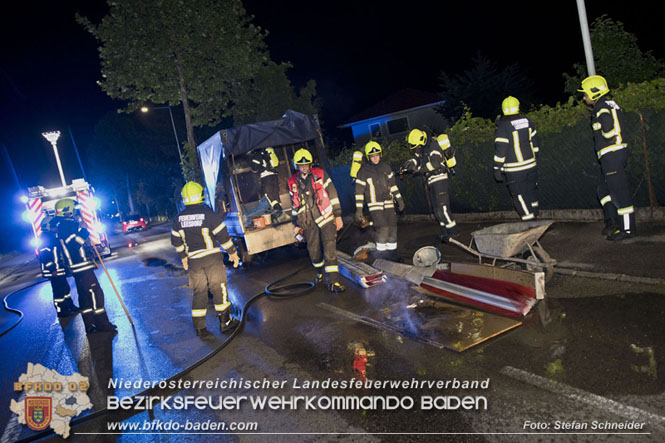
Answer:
[
  {"xmin": 601, "ymin": 217, "xmax": 618, "ymax": 236},
  {"xmin": 196, "ymin": 328, "xmax": 213, "ymax": 339},
  {"xmin": 93, "ymin": 313, "xmax": 117, "ymax": 334},
  {"xmin": 219, "ymin": 310, "xmax": 239, "ymax": 333},
  {"xmin": 314, "ymin": 271, "xmax": 325, "ymax": 286},
  {"xmin": 328, "ymin": 281, "xmax": 346, "ymax": 293},
  {"xmin": 59, "ymin": 298, "xmax": 80, "ymax": 317}
]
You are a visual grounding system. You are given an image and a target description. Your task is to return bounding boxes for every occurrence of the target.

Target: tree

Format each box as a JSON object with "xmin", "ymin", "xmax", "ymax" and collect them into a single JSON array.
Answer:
[
  {"xmin": 564, "ymin": 15, "xmax": 665, "ymax": 94},
  {"xmin": 77, "ymin": 0, "xmax": 269, "ymax": 178},
  {"xmin": 436, "ymin": 53, "xmax": 535, "ymax": 120},
  {"xmin": 230, "ymin": 61, "xmax": 319, "ymax": 126}
]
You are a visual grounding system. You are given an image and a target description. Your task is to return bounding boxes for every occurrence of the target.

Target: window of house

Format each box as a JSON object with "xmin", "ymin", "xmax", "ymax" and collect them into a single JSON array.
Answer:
[
  {"xmin": 387, "ymin": 117, "xmax": 409, "ymax": 135},
  {"xmin": 369, "ymin": 123, "xmax": 381, "ymax": 138}
]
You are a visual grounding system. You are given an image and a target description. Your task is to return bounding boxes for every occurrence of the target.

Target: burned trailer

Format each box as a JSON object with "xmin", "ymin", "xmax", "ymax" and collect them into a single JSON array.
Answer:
[{"xmin": 196, "ymin": 110, "xmax": 330, "ymax": 263}]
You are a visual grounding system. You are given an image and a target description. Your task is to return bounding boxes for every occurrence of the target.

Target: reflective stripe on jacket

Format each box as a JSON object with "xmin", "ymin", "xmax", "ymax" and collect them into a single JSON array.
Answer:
[
  {"xmin": 288, "ymin": 167, "xmax": 341, "ymax": 228},
  {"xmin": 494, "ymin": 114, "xmax": 540, "ymax": 173}
]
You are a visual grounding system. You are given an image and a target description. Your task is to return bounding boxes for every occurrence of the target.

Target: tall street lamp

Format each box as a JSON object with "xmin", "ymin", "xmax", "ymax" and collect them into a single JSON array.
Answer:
[
  {"xmin": 140, "ymin": 105, "xmax": 184, "ymax": 164},
  {"xmin": 42, "ymin": 130, "xmax": 67, "ymax": 187}
]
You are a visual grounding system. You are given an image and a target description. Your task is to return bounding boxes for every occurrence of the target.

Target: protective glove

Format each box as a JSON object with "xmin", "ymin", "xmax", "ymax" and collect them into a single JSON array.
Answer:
[
  {"xmin": 397, "ymin": 200, "xmax": 405, "ymax": 214},
  {"xmin": 181, "ymin": 257, "xmax": 188, "ymax": 271},
  {"xmin": 228, "ymin": 252, "xmax": 240, "ymax": 268},
  {"xmin": 494, "ymin": 168, "xmax": 504, "ymax": 183}
]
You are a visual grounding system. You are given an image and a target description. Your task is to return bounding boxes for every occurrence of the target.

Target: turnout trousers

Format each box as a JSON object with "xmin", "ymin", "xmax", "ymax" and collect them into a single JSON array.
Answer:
[
  {"xmin": 597, "ymin": 150, "xmax": 635, "ymax": 233},
  {"xmin": 73, "ymin": 269, "xmax": 113, "ymax": 332},
  {"xmin": 50, "ymin": 275, "xmax": 76, "ymax": 315},
  {"xmin": 261, "ymin": 175, "xmax": 281, "ymax": 210},
  {"xmin": 505, "ymin": 168, "xmax": 539, "ymax": 220},
  {"xmin": 189, "ymin": 254, "xmax": 230, "ymax": 330},
  {"xmin": 428, "ymin": 177, "xmax": 456, "ymax": 235},
  {"xmin": 369, "ymin": 204, "xmax": 397, "ymax": 257},
  {"xmin": 303, "ymin": 220, "xmax": 339, "ymax": 285}
]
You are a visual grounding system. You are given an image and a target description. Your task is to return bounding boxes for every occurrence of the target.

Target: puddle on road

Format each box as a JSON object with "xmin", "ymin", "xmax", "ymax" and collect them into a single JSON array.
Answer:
[
  {"xmin": 487, "ymin": 292, "xmax": 665, "ymax": 396},
  {"xmin": 143, "ymin": 258, "xmax": 167, "ymax": 267},
  {"xmin": 142, "ymin": 257, "xmax": 186, "ymax": 277}
]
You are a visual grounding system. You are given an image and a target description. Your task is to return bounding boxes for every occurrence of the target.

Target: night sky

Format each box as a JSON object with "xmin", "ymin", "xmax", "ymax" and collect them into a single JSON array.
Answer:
[{"xmin": 1, "ymin": 0, "xmax": 663, "ymax": 250}]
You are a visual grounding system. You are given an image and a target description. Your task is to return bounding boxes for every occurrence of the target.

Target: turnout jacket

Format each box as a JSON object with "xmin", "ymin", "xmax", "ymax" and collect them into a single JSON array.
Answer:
[
  {"xmin": 38, "ymin": 229, "xmax": 67, "ymax": 278},
  {"xmin": 288, "ymin": 167, "xmax": 341, "ymax": 229},
  {"xmin": 355, "ymin": 162, "xmax": 404, "ymax": 215},
  {"xmin": 494, "ymin": 114, "xmax": 540, "ymax": 173},
  {"xmin": 171, "ymin": 204, "xmax": 236, "ymax": 261},
  {"xmin": 591, "ymin": 97, "xmax": 627, "ymax": 160},
  {"xmin": 250, "ymin": 149, "xmax": 278, "ymax": 179},
  {"xmin": 403, "ymin": 137, "xmax": 453, "ymax": 185},
  {"xmin": 57, "ymin": 216, "xmax": 96, "ymax": 274}
]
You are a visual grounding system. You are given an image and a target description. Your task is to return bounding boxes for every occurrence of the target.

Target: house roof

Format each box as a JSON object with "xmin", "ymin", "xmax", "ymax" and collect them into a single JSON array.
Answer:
[{"xmin": 343, "ymin": 88, "xmax": 443, "ymax": 126}]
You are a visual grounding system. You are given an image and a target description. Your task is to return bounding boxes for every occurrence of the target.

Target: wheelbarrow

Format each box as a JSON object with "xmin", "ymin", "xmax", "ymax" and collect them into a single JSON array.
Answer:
[{"xmin": 448, "ymin": 220, "xmax": 557, "ymax": 279}]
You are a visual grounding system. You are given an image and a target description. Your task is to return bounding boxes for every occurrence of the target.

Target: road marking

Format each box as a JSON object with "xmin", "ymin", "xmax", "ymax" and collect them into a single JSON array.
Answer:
[{"xmin": 500, "ymin": 366, "xmax": 665, "ymax": 427}]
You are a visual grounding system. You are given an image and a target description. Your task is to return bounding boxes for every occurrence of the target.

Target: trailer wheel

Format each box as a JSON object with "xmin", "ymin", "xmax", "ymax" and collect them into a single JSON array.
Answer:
[{"xmin": 235, "ymin": 239, "xmax": 252, "ymax": 265}]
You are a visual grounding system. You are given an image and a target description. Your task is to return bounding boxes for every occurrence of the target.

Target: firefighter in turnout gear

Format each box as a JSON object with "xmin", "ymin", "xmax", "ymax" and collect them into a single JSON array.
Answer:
[
  {"xmin": 580, "ymin": 75, "xmax": 635, "ymax": 241},
  {"xmin": 55, "ymin": 198, "xmax": 116, "ymax": 334},
  {"xmin": 494, "ymin": 96, "xmax": 541, "ymax": 221},
  {"xmin": 250, "ymin": 147, "xmax": 282, "ymax": 217},
  {"xmin": 355, "ymin": 141, "xmax": 405, "ymax": 260},
  {"xmin": 38, "ymin": 216, "xmax": 79, "ymax": 317},
  {"xmin": 171, "ymin": 181, "xmax": 241, "ymax": 338},
  {"xmin": 402, "ymin": 129, "xmax": 458, "ymax": 242},
  {"xmin": 288, "ymin": 148, "xmax": 346, "ymax": 293}
]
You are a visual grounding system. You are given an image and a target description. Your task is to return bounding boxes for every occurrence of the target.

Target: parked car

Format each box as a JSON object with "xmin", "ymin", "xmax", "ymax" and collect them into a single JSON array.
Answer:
[{"xmin": 123, "ymin": 214, "xmax": 147, "ymax": 233}]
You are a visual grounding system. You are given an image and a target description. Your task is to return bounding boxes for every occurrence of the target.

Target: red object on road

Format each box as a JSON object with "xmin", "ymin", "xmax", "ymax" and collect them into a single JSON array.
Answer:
[{"xmin": 420, "ymin": 270, "xmax": 537, "ymax": 317}]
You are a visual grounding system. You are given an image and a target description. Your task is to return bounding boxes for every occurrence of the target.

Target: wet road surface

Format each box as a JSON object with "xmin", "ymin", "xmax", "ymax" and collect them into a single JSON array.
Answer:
[{"xmin": 1, "ymin": 221, "xmax": 664, "ymax": 442}]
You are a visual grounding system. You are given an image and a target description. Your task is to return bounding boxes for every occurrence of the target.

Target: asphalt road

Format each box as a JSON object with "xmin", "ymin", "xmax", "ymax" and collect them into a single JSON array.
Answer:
[{"xmin": 1, "ymin": 220, "xmax": 664, "ymax": 442}]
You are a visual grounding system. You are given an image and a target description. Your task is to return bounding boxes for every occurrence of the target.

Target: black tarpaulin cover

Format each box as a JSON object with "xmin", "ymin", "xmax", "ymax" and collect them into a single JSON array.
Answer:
[{"xmin": 197, "ymin": 110, "xmax": 320, "ymax": 209}]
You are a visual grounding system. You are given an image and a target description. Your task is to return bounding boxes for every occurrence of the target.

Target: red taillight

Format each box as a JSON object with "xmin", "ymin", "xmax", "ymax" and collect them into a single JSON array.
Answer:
[{"xmin": 140, "ymin": 218, "xmax": 144, "ymax": 222}]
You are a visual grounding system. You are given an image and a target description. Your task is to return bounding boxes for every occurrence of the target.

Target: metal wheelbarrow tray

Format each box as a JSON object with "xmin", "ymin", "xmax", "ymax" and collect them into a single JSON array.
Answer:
[{"xmin": 449, "ymin": 220, "xmax": 556, "ymax": 275}]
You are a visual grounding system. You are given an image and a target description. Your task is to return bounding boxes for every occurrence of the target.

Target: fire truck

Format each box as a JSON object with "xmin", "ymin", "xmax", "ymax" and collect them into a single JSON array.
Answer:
[{"xmin": 23, "ymin": 178, "xmax": 112, "ymax": 256}]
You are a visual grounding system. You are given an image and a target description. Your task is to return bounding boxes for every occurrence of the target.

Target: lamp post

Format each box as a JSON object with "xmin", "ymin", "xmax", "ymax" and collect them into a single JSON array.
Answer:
[
  {"xmin": 42, "ymin": 131, "xmax": 67, "ymax": 187},
  {"xmin": 140, "ymin": 105, "xmax": 184, "ymax": 164}
]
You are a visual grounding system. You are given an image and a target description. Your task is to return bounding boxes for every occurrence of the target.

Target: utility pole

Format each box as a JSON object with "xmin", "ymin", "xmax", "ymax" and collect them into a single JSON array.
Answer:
[{"xmin": 576, "ymin": 0, "xmax": 596, "ymax": 76}]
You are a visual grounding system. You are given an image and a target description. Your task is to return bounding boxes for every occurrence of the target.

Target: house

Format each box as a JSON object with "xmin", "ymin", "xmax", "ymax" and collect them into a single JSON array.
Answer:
[{"xmin": 340, "ymin": 88, "xmax": 448, "ymax": 146}]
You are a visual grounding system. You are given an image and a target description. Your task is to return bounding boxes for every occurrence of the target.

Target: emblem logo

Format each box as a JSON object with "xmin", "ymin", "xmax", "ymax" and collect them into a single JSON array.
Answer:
[{"xmin": 25, "ymin": 397, "xmax": 52, "ymax": 431}]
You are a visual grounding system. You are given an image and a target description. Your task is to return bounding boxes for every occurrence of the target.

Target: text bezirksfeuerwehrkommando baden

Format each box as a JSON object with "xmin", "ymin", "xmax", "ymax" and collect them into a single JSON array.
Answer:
[{"xmin": 107, "ymin": 377, "xmax": 490, "ymax": 411}]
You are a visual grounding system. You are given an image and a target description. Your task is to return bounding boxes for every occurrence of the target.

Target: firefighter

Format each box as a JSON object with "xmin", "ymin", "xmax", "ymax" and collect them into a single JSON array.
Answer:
[
  {"xmin": 402, "ymin": 129, "xmax": 458, "ymax": 242},
  {"xmin": 579, "ymin": 75, "xmax": 635, "ymax": 240},
  {"xmin": 55, "ymin": 198, "xmax": 116, "ymax": 334},
  {"xmin": 38, "ymin": 216, "xmax": 79, "ymax": 317},
  {"xmin": 171, "ymin": 181, "xmax": 241, "ymax": 338},
  {"xmin": 288, "ymin": 148, "xmax": 345, "ymax": 293},
  {"xmin": 494, "ymin": 96, "xmax": 541, "ymax": 221},
  {"xmin": 250, "ymin": 147, "xmax": 282, "ymax": 217},
  {"xmin": 355, "ymin": 141, "xmax": 405, "ymax": 260}
]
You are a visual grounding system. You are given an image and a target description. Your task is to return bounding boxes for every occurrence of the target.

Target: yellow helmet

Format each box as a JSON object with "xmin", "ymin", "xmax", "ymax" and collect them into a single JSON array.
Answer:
[
  {"xmin": 364, "ymin": 141, "xmax": 382, "ymax": 159},
  {"xmin": 181, "ymin": 181, "xmax": 204, "ymax": 205},
  {"xmin": 55, "ymin": 198, "xmax": 76, "ymax": 217},
  {"xmin": 407, "ymin": 129, "xmax": 427, "ymax": 148},
  {"xmin": 502, "ymin": 96, "xmax": 520, "ymax": 115},
  {"xmin": 578, "ymin": 75, "xmax": 609, "ymax": 100},
  {"xmin": 293, "ymin": 148, "xmax": 313, "ymax": 165}
]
